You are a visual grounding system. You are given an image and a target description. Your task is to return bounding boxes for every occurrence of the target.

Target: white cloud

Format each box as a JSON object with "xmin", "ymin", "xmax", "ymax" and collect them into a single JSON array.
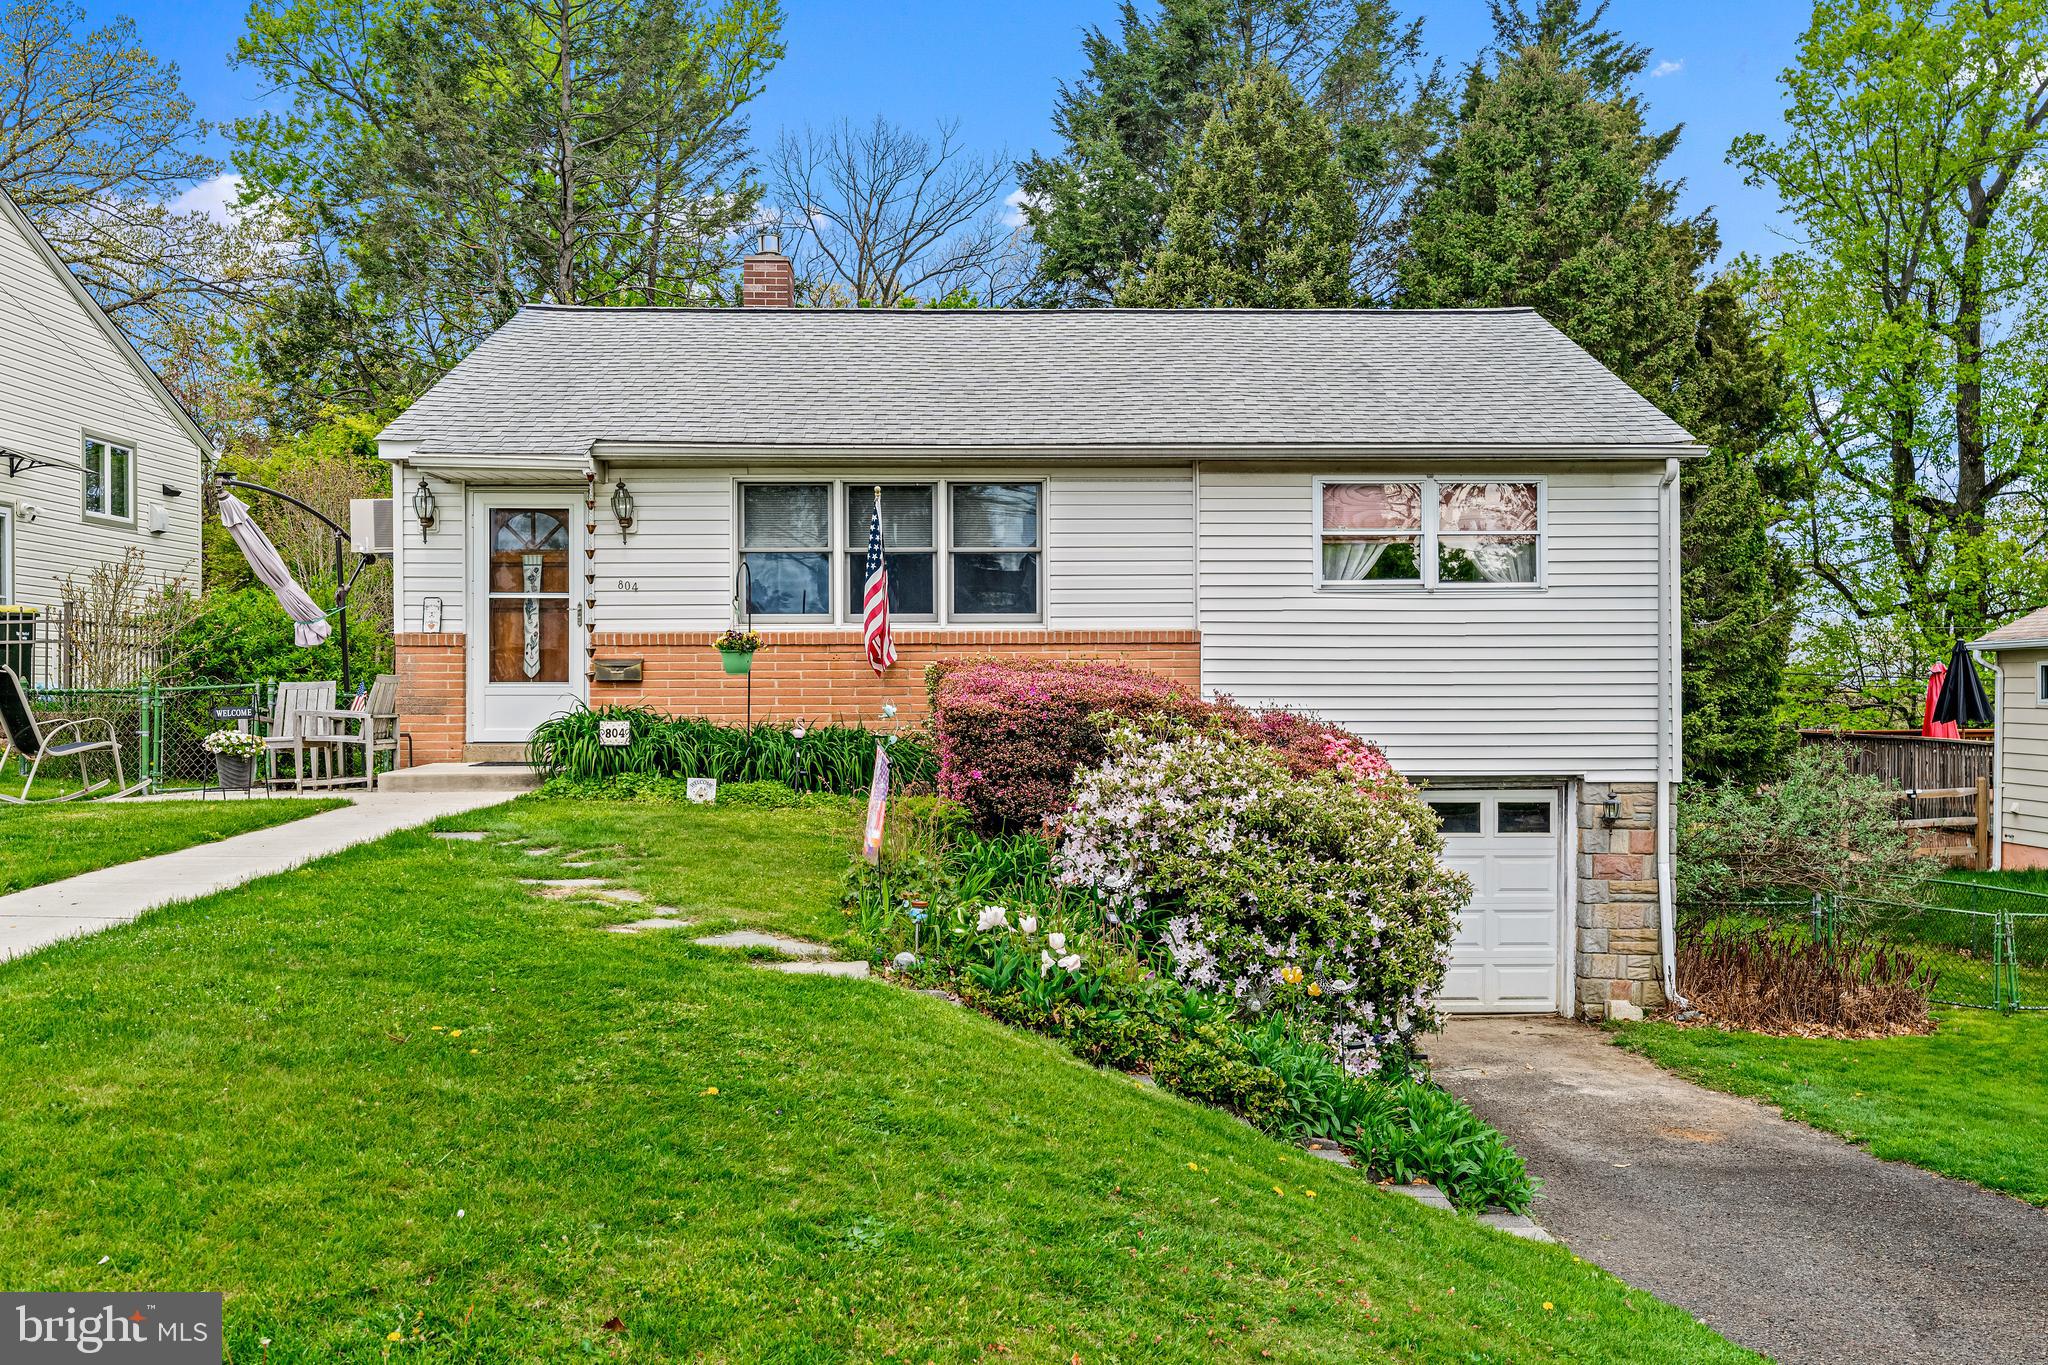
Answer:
[
  {"xmin": 1651, "ymin": 59, "xmax": 1685, "ymax": 78},
  {"xmin": 1004, "ymin": 187, "xmax": 1041, "ymax": 230},
  {"xmin": 168, "ymin": 172, "xmax": 244, "ymax": 224}
]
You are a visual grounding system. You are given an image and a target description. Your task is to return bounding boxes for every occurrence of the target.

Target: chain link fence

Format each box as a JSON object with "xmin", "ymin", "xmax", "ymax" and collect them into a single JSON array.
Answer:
[
  {"xmin": 17, "ymin": 682, "xmax": 274, "ymax": 794},
  {"xmin": 1683, "ymin": 877, "xmax": 2048, "ymax": 1012}
]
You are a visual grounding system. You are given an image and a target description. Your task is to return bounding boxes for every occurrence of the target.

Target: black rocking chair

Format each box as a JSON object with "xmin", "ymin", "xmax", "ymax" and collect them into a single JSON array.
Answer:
[{"xmin": 0, "ymin": 665, "xmax": 145, "ymax": 803}]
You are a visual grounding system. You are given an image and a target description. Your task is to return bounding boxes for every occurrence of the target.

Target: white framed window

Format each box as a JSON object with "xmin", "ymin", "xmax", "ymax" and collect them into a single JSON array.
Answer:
[
  {"xmin": 736, "ymin": 479, "xmax": 1044, "ymax": 625},
  {"xmin": 950, "ymin": 482, "xmax": 1041, "ymax": 620},
  {"xmin": 82, "ymin": 435, "xmax": 135, "ymax": 524},
  {"xmin": 1316, "ymin": 476, "xmax": 1544, "ymax": 590},
  {"xmin": 844, "ymin": 484, "xmax": 937, "ymax": 621},
  {"xmin": 2035, "ymin": 661, "xmax": 2048, "ymax": 705},
  {"xmin": 739, "ymin": 483, "xmax": 833, "ymax": 620}
]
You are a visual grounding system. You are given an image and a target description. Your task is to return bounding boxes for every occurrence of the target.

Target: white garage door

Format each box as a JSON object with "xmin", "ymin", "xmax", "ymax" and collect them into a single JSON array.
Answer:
[{"xmin": 1426, "ymin": 788, "xmax": 1563, "ymax": 1013}]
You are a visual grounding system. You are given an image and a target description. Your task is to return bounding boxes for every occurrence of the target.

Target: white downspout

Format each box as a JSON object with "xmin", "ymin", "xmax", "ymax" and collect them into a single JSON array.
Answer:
[{"xmin": 1657, "ymin": 457, "xmax": 1686, "ymax": 1008}]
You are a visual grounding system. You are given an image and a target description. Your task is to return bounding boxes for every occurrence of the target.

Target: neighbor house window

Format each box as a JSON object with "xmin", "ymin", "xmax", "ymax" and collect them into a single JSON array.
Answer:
[
  {"xmin": 83, "ymin": 437, "xmax": 134, "ymax": 523},
  {"xmin": 741, "ymin": 483, "xmax": 832, "ymax": 618},
  {"xmin": 1318, "ymin": 478, "xmax": 1542, "ymax": 588},
  {"xmin": 844, "ymin": 484, "xmax": 936, "ymax": 619},
  {"xmin": 951, "ymin": 482, "xmax": 1041, "ymax": 619},
  {"xmin": 2036, "ymin": 661, "xmax": 2048, "ymax": 705}
]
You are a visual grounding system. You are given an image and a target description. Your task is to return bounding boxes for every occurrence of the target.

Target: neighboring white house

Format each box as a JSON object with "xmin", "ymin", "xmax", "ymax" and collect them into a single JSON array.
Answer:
[
  {"xmin": 1972, "ymin": 606, "xmax": 2048, "ymax": 870},
  {"xmin": 0, "ymin": 189, "xmax": 210, "ymax": 621},
  {"xmin": 377, "ymin": 242, "xmax": 1699, "ymax": 1018}
]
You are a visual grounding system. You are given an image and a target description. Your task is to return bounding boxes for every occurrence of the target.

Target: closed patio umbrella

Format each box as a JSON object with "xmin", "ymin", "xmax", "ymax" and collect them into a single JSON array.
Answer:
[
  {"xmin": 1929, "ymin": 640, "xmax": 1993, "ymax": 729},
  {"xmin": 1922, "ymin": 664, "xmax": 1961, "ymax": 738},
  {"xmin": 219, "ymin": 493, "xmax": 332, "ymax": 647}
]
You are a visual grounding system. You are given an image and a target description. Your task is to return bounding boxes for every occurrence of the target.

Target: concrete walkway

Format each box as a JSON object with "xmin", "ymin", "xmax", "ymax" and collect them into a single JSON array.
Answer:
[
  {"xmin": 0, "ymin": 791, "xmax": 515, "ymax": 961},
  {"xmin": 1427, "ymin": 1016, "xmax": 2048, "ymax": 1365}
]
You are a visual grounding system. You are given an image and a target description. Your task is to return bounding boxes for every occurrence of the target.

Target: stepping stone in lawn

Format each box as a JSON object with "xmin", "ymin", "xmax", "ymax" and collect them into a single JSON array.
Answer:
[
  {"xmin": 433, "ymin": 831, "xmax": 489, "ymax": 842},
  {"xmin": 1305, "ymin": 1143, "xmax": 1355, "ymax": 1167},
  {"xmin": 758, "ymin": 959, "xmax": 869, "ymax": 978},
  {"xmin": 522, "ymin": 878, "xmax": 644, "ymax": 904},
  {"xmin": 522, "ymin": 846, "xmax": 559, "ymax": 857},
  {"xmin": 521, "ymin": 877, "xmax": 609, "ymax": 889},
  {"xmin": 605, "ymin": 918, "xmax": 696, "ymax": 934},
  {"xmin": 1384, "ymin": 1182, "xmax": 1454, "ymax": 1211},
  {"xmin": 1478, "ymin": 1213, "xmax": 1555, "ymax": 1242},
  {"xmin": 692, "ymin": 930, "xmax": 833, "ymax": 959}
]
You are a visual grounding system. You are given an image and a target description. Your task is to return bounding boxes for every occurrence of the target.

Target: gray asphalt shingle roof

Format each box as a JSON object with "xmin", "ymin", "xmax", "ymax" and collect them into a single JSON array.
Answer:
[
  {"xmin": 1973, "ymin": 606, "xmax": 2048, "ymax": 649},
  {"xmin": 380, "ymin": 305, "xmax": 1698, "ymax": 456}
]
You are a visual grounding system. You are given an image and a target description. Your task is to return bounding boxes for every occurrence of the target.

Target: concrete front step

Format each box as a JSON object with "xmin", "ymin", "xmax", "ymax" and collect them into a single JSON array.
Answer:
[{"xmin": 380, "ymin": 762, "xmax": 540, "ymax": 794}]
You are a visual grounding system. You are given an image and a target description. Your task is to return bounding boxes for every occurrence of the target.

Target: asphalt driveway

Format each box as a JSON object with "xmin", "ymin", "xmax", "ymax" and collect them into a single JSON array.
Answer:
[{"xmin": 1426, "ymin": 1016, "xmax": 2048, "ymax": 1365}]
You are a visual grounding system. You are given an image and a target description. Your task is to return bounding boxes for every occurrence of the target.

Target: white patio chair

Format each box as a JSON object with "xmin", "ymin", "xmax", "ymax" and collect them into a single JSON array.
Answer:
[
  {"xmin": 262, "ymin": 681, "xmax": 337, "ymax": 791},
  {"xmin": 0, "ymin": 666, "xmax": 145, "ymax": 803}
]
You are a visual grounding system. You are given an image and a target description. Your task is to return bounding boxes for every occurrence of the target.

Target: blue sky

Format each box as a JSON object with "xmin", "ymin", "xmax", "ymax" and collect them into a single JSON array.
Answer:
[{"xmin": 115, "ymin": 0, "xmax": 1812, "ymax": 266}]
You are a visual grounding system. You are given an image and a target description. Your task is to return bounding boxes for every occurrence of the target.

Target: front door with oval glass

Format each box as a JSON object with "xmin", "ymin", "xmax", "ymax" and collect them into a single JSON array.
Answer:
[{"xmin": 467, "ymin": 496, "xmax": 586, "ymax": 743}]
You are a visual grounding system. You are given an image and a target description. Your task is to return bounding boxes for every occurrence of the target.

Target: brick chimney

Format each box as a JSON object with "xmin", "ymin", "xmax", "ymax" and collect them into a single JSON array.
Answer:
[{"xmin": 742, "ymin": 227, "xmax": 793, "ymax": 308}]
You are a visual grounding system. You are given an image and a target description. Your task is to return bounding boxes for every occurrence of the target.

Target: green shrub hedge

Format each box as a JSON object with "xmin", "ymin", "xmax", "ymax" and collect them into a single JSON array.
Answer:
[{"xmin": 527, "ymin": 705, "xmax": 935, "ymax": 796}]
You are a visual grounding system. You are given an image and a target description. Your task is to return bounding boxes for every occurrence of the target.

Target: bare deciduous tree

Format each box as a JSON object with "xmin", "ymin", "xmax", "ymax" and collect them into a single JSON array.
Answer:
[{"xmin": 769, "ymin": 117, "xmax": 1030, "ymax": 307}]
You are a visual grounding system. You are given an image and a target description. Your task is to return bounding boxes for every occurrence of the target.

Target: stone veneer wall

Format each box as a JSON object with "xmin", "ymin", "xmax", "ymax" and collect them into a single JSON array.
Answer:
[
  {"xmin": 393, "ymin": 628, "xmax": 1202, "ymax": 765},
  {"xmin": 1574, "ymin": 780, "xmax": 1667, "ymax": 1017}
]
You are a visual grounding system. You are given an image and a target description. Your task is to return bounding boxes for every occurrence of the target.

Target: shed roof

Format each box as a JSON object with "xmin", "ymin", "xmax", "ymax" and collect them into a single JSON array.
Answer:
[
  {"xmin": 379, "ymin": 305, "xmax": 1699, "ymax": 459},
  {"xmin": 1972, "ymin": 606, "xmax": 2048, "ymax": 651}
]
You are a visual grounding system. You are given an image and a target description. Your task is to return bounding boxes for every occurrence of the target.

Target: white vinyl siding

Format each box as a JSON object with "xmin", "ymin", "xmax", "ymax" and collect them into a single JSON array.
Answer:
[
  {"xmin": 1996, "ymin": 650, "xmax": 2048, "ymax": 850},
  {"xmin": 0, "ymin": 203, "xmax": 204, "ymax": 609},
  {"xmin": 396, "ymin": 464, "xmax": 1197, "ymax": 635},
  {"xmin": 1197, "ymin": 463, "xmax": 1664, "ymax": 782},
  {"xmin": 395, "ymin": 469, "xmax": 467, "ymax": 633}
]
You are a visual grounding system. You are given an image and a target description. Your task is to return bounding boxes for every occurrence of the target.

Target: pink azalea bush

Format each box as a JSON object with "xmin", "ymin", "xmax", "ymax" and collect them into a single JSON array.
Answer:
[
  {"xmin": 1054, "ymin": 723, "xmax": 1468, "ymax": 1072},
  {"xmin": 929, "ymin": 659, "xmax": 1209, "ymax": 830},
  {"xmin": 929, "ymin": 659, "xmax": 1397, "ymax": 831}
]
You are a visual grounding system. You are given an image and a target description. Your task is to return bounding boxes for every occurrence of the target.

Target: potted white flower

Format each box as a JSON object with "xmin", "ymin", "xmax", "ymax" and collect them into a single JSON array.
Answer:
[{"xmin": 202, "ymin": 729, "xmax": 264, "ymax": 791}]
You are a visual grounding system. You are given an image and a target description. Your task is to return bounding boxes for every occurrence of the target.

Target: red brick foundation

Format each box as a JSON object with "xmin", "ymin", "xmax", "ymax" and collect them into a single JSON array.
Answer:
[
  {"xmin": 394, "ymin": 628, "xmax": 1202, "ymax": 764},
  {"xmin": 396, "ymin": 632, "xmax": 465, "ymax": 763}
]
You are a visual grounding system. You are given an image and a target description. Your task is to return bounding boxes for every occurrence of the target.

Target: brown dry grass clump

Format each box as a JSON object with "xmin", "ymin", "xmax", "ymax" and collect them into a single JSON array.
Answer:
[{"xmin": 1676, "ymin": 924, "xmax": 1936, "ymax": 1038}]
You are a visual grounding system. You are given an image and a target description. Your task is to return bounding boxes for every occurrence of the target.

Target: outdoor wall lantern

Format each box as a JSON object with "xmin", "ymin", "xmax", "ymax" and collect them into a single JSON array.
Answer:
[
  {"xmin": 412, "ymin": 477, "xmax": 437, "ymax": 533},
  {"xmin": 611, "ymin": 481, "xmax": 636, "ymax": 534},
  {"xmin": 1601, "ymin": 794, "xmax": 1623, "ymax": 826}
]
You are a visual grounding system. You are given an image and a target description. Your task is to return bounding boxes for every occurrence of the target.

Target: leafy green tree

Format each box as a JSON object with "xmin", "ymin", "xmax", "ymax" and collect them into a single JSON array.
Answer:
[
  {"xmin": 1731, "ymin": 0, "xmax": 2048, "ymax": 672},
  {"xmin": 1019, "ymin": 0, "xmax": 1445, "ymax": 306},
  {"xmin": 233, "ymin": 0, "xmax": 783, "ymax": 415},
  {"xmin": 1117, "ymin": 63, "xmax": 1358, "ymax": 307},
  {"xmin": 1401, "ymin": 1, "xmax": 1795, "ymax": 780}
]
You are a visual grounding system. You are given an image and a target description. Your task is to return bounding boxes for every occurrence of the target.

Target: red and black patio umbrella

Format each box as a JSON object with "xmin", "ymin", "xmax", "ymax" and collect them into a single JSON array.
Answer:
[{"xmin": 1929, "ymin": 640, "xmax": 1993, "ymax": 729}]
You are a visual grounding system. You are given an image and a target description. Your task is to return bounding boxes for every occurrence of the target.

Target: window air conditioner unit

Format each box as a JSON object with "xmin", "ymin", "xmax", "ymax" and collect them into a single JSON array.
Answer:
[{"xmin": 349, "ymin": 497, "xmax": 395, "ymax": 556}]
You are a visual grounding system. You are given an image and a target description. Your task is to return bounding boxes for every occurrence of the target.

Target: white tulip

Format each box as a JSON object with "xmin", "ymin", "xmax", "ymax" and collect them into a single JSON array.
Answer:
[
  {"xmin": 976, "ymin": 906, "xmax": 1009, "ymax": 932},
  {"xmin": 1019, "ymin": 916, "xmax": 1039, "ymax": 935},
  {"xmin": 1040, "ymin": 950, "xmax": 1056, "ymax": 972},
  {"xmin": 1058, "ymin": 953, "xmax": 1083, "ymax": 972},
  {"xmin": 1046, "ymin": 932, "xmax": 1066, "ymax": 952}
]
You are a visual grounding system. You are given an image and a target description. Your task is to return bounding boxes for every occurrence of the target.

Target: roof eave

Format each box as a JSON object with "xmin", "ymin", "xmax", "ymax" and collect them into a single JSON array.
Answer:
[{"xmin": 394, "ymin": 438, "xmax": 1707, "ymax": 462}]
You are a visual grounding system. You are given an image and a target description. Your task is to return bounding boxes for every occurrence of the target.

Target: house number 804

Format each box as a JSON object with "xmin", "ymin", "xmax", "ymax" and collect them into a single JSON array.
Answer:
[{"xmin": 614, "ymin": 580, "xmax": 640, "ymax": 591}]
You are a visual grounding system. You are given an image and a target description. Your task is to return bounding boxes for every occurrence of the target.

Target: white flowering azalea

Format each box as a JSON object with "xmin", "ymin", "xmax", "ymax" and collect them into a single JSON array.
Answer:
[
  {"xmin": 976, "ymin": 906, "xmax": 1009, "ymax": 932},
  {"xmin": 1045, "ymin": 931, "xmax": 1066, "ymax": 952}
]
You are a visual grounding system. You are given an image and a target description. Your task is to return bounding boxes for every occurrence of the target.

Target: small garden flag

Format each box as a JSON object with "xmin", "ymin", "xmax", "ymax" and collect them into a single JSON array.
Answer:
[
  {"xmin": 863, "ymin": 486, "xmax": 898, "ymax": 676},
  {"xmin": 862, "ymin": 742, "xmax": 891, "ymax": 864}
]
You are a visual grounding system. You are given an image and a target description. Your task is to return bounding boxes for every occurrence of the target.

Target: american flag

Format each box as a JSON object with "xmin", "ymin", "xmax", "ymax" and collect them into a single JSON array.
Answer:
[{"xmin": 862, "ymin": 489, "xmax": 898, "ymax": 675}]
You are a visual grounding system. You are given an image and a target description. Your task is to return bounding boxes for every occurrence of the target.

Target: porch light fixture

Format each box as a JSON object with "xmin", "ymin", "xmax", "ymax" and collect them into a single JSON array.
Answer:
[
  {"xmin": 611, "ymin": 481, "xmax": 636, "ymax": 534},
  {"xmin": 412, "ymin": 477, "xmax": 437, "ymax": 533},
  {"xmin": 1601, "ymin": 794, "xmax": 1623, "ymax": 826}
]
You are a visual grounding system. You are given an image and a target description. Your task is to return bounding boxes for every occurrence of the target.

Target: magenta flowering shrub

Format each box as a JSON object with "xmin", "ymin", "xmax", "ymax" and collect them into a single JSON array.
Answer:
[
  {"xmin": 1054, "ymin": 725, "xmax": 1468, "ymax": 1072},
  {"xmin": 1214, "ymin": 703, "xmax": 1394, "ymax": 784},
  {"xmin": 930, "ymin": 659, "xmax": 1208, "ymax": 830}
]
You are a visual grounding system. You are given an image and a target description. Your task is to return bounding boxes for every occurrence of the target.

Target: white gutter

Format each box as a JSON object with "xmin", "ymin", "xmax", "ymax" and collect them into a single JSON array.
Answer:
[
  {"xmin": 1973, "ymin": 640, "xmax": 2004, "ymax": 870},
  {"xmin": 1657, "ymin": 456, "xmax": 1686, "ymax": 1008}
]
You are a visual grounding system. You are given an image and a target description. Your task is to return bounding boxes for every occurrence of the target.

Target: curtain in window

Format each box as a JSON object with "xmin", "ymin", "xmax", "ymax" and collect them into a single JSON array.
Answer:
[{"xmin": 1438, "ymin": 482, "xmax": 1538, "ymax": 583}]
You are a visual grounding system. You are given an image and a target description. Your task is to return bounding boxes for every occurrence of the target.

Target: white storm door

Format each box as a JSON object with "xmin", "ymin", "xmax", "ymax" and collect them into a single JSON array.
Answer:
[
  {"xmin": 468, "ymin": 494, "xmax": 586, "ymax": 743},
  {"xmin": 1428, "ymin": 789, "xmax": 1563, "ymax": 1013}
]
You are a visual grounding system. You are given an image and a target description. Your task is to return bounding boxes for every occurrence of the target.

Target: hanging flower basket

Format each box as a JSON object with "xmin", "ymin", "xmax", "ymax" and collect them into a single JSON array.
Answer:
[{"xmin": 714, "ymin": 627, "xmax": 761, "ymax": 676}]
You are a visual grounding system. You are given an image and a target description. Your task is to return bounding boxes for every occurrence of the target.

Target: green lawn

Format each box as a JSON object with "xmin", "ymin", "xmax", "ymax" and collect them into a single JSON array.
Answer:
[
  {"xmin": 1614, "ymin": 1009, "xmax": 2048, "ymax": 1206},
  {"xmin": 0, "ymin": 797, "xmax": 346, "ymax": 893},
  {"xmin": 0, "ymin": 797, "xmax": 1753, "ymax": 1363}
]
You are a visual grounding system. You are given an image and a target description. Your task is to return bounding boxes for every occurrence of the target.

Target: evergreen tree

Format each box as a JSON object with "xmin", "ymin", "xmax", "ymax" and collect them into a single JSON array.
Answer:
[
  {"xmin": 1116, "ymin": 63, "xmax": 1358, "ymax": 308},
  {"xmin": 1019, "ymin": 0, "xmax": 1444, "ymax": 306},
  {"xmin": 1400, "ymin": 0, "xmax": 1794, "ymax": 782}
]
